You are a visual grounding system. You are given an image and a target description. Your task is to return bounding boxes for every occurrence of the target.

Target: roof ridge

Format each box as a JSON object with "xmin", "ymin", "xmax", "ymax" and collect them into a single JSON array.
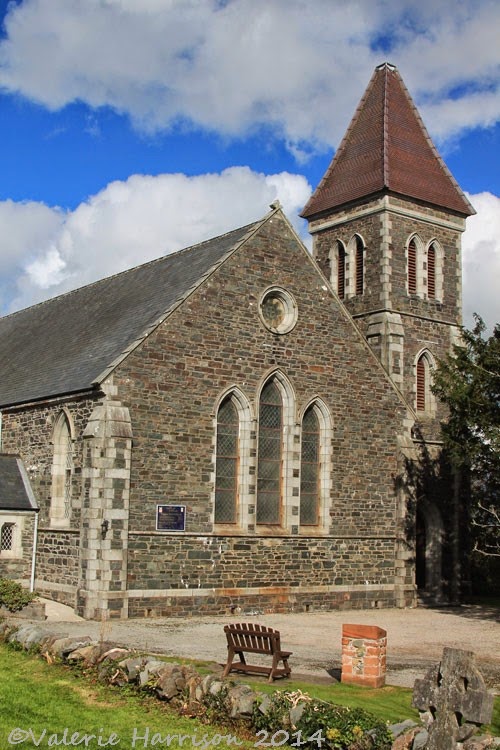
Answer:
[
  {"xmin": 389, "ymin": 67, "xmax": 475, "ymax": 215},
  {"xmin": 0, "ymin": 219, "xmax": 261, "ymax": 322},
  {"xmin": 382, "ymin": 63, "xmax": 390, "ymax": 187}
]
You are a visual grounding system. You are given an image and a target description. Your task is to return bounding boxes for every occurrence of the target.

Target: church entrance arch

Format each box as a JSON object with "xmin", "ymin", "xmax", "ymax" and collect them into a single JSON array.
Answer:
[{"xmin": 415, "ymin": 500, "xmax": 444, "ymax": 603}]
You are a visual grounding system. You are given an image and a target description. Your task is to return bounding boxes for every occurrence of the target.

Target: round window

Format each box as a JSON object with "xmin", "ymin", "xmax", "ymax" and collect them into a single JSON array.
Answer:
[{"xmin": 259, "ymin": 287, "xmax": 297, "ymax": 334}]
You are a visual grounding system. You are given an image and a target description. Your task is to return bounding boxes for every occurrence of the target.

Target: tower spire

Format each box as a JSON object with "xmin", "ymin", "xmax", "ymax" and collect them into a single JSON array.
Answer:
[{"xmin": 301, "ymin": 64, "xmax": 474, "ymax": 218}]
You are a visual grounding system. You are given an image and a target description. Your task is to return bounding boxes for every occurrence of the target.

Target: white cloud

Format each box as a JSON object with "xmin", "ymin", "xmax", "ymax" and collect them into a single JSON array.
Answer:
[
  {"xmin": 462, "ymin": 192, "xmax": 500, "ymax": 332},
  {"xmin": 0, "ymin": 0, "xmax": 498, "ymax": 151},
  {"xmin": 0, "ymin": 200, "xmax": 65, "ymax": 310},
  {"xmin": 0, "ymin": 199, "xmax": 63, "ymax": 276},
  {"xmin": 6, "ymin": 167, "xmax": 311, "ymax": 312},
  {"xmin": 2, "ymin": 171, "xmax": 498, "ymax": 335}
]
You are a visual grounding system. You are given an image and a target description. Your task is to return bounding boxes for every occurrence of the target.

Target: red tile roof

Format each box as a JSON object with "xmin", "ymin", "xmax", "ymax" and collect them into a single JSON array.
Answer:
[{"xmin": 302, "ymin": 63, "xmax": 475, "ymax": 219}]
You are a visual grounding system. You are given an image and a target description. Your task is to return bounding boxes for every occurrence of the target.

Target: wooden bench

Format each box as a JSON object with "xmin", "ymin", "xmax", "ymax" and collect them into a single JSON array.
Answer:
[{"xmin": 222, "ymin": 623, "xmax": 292, "ymax": 682}]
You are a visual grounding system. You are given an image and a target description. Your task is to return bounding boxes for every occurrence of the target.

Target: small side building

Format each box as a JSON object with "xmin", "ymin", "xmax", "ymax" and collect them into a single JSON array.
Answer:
[{"xmin": 0, "ymin": 454, "xmax": 39, "ymax": 585}]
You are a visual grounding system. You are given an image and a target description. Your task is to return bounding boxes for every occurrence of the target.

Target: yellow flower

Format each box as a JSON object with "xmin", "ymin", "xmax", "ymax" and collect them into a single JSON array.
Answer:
[
  {"xmin": 325, "ymin": 728, "xmax": 341, "ymax": 740},
  {"xmin": 352, "ymin": 725, "xmax": 363, "ymax": 738}
]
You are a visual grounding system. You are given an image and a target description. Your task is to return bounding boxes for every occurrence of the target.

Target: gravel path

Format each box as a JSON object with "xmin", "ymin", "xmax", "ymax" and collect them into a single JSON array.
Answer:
[{"xmin": 22, "ymin": 601, "xmax": 500, "ymax": 691}]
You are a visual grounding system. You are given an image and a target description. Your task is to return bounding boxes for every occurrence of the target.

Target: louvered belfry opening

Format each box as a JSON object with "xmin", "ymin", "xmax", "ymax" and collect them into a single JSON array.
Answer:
[
  {"xmin": 337, "ymin": 242, "xmax": 346, "ymax": 299},
  {"xmin": 416, "ymin": 356, "xmax": 426, "ymax": 411},
  {"xmin": 300, "ymin": 406, "xmax": 320, "ymax": 525},
  {"xmin": 355, "ymin": 236, "xmax": 364, "ymax": 295},
  {"xmin": 427, "ymin": 244, "xmax": 436, "ymax": 299},
  {"xmin": 257, "ymin": 380, "xmax": 282, "ymax": 525},
  {"xmin": 408, "ymin": 239, "xmax": 417, "ymax": 295},
  {"xmin": 215, "ymin": 396, "xmax": 239, "ymax": 523}
]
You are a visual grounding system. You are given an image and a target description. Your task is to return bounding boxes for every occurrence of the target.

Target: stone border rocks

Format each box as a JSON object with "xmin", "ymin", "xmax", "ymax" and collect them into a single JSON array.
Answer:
[{"xmin": 1, "ymin": 622, "xmax": 498, "ymax": 750}]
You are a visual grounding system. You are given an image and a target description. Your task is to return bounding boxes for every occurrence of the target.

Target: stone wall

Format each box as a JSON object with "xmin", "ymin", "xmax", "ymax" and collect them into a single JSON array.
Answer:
[
  {"xmin": 126, "ymin": 533, "xmax": 397, "ymax": 617},
  {"xmin": 1, "ymin": 394, "xmax": 98, "ymax": 600},
  {"xmin": 0, "ymin": 212, "xmax": 416, "ymax": 618},
  {"xmin": 114, "ymin": 212, "xmax": 411, "ymax": 615},
  {"xmin": 311, "ymin": 195, "xmax": 464, "ymax": 326},
  {"xmin": 34, "ymin": 529, "xmax": 81, "ymax": 606},
  {"xmin": 311, "ymin": 194, "xmax": 464, "ymax": 447},
  {"xmin": 0, "ymin": 512, "xmax": 36, "ymax": 581}
]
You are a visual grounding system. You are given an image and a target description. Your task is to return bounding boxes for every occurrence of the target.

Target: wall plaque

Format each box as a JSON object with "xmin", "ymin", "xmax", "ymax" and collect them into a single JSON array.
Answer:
[{"xmin": 156, "ymin": 504, "xmax": 186, "ymax": 532}]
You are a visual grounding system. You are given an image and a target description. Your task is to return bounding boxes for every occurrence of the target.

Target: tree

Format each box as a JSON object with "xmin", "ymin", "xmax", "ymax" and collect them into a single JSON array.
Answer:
[{"xmin": 432, "ymin": 315, "xmax": 500, "ymax": 558}]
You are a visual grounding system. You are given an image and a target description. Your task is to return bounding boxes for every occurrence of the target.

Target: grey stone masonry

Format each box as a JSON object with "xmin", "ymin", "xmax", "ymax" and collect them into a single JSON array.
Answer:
[{"xmin": 80, "ymin": 388, "xmax": 132, "ymax": 619}]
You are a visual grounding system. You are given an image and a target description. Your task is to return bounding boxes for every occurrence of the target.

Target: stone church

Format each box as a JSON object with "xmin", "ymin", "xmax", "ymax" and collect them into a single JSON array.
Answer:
[{"xmin": 0, "ymin": 63, "xmax": 474, "ymax": 619}]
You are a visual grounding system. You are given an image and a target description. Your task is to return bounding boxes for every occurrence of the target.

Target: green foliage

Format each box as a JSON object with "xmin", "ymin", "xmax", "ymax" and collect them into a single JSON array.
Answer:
[
  {"xmin": 432, "ymin": 315, "xmax": 500, "ymax": 557},
  {"xmin": 253, "ymin": 690, "xmax": 393, "ymax": 750},
  {"xmin": 0, "ymin": 578, "xmax": 36, "ymax": 612},
  {"xmin": 249, "ymin": 678, "xmax": 418, "ymax": 727},
  {"xmin": 201, "ymin": 683, "xmax": 232, "ymax": 724}
]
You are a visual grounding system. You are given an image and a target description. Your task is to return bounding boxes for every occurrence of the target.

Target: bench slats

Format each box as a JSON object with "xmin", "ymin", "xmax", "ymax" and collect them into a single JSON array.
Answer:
[{"xmin": 222, "ymin": 622, "xmax": 292, "ymax": 683}]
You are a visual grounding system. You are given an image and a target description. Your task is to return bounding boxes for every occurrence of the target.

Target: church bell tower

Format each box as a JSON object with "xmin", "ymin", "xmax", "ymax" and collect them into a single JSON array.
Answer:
[{"xmin": 302, "ymin": 62, "xmax": 475, "ymax": 439}]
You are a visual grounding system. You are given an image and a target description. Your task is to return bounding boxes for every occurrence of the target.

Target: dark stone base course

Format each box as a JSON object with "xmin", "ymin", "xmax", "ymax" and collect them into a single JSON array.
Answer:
[
  {"xmin": 34, "ymin": 584, "xmax": 75, "ymax": 609},
  {"xmin": 127, "ymin": 588, "xmax": 396, "ymax": 619}
]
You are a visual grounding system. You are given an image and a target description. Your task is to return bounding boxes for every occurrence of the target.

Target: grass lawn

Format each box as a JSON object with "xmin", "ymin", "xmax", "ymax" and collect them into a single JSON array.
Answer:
[
  {"xmin": 0, "ymin": 645, "xmax": 252, "ymax": 750},
  {"xmin": 0, "ymin": 644, "xmax": 498, "ymax": 745}
]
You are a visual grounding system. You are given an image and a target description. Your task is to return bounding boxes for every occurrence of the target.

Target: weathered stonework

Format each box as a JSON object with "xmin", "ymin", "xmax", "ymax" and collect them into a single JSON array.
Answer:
[
  {"xmin": 79, "ymin": 392, "xmax": 132, "ymax": 619},
  {"xmin": 0, "ymin": 212, "xmax": 418, "ymax": 618},
  {"xmin": 0, "ymin": 512, "xmax": 36, "ymax": 580},
  {"xmin": 1, "ymin": 396, "xmax": 97, "ymax": 603}
]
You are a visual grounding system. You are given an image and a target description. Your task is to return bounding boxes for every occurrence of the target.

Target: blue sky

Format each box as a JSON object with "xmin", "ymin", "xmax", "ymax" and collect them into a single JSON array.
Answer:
[{"xmin": 0, "ymin": 0, "xmax": 499, "ymax": 330}]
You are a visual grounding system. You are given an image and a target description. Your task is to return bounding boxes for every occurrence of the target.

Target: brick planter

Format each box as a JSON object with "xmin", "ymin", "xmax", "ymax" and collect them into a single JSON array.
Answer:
[{"xmin": 341, "ymin": 623, "xmax": 387, "ymax": 688}]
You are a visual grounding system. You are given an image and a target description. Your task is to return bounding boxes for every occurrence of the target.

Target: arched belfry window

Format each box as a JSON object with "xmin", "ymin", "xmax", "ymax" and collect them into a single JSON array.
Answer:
[
  {"xmin": 257, "ymin": 380, "xmax": 283, "ymax": 525},
  {"xmin": 337, "ymin": 241, "xmax": 346, "ymax": 299},
  {"xmin": 425, "ymin": 240, "xmax": 443, "ymax": 302},
  {"xmin": 427, "ymin": 243, "xmax": 436, "ymax": 299},
  {"xmin": 215, "ymin": 396, "xmax": 239, "ymax": 524},
  {"xmin": 408, "ymin": 238, "xmax": 417, "ymax": 295},
  {"xmin": 300, "ymin": 406, "xmax": 320, "ymax": 525},
  {"xmin": 51, "ymin": 410, "xmax": 74, "ymax": 526},
  {"xmin": 416, "ymin": 351, "xmax": 436, "ymax": 414},
  {"xmin": 355, "ymin": 235, "xmax": 364, "ymax": 295}
]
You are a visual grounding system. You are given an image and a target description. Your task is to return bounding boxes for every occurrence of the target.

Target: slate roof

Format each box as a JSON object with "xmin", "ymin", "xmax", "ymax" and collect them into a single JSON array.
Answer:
[
  {"xmin": 0, "ymin": 454, "xmax": 39, "ymax": 511},
  {"xmin": 302, "ymin": 63, "xmax": 475, "ymax": 219},
  {"xmin": 0, "ymin": 220, "xmax": 261, "ymax": 408}
]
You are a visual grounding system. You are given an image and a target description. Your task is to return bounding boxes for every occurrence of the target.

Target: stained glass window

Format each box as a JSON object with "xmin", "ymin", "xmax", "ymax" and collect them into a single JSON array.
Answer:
[
  {"xmin": 300, "ymin": 407, "xmax": 320, "ymax": 525},
  {"xmin": 257, "ymin": 381, "xmax": 282, "ymax": 524},
  {"xmin": 215, "ymin": 397, "xmax": 239, "ymax": 523}
]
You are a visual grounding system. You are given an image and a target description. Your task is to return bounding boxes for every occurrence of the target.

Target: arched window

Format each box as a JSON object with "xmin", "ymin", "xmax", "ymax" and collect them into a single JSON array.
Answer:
[
  {"xmin": 416, "ymin": 352, "xmax": 435, "ymax": 414},
  {"xmin": 51, "ymin": 411, "xmax": 74, "ymax": 526},
  {"xmin": 300, "ymin": 406, "xmax": 320, "ymax": 525},
  {"xmin": 337, "ymin": 241, "xmax": 346, "ymax": 299},
  {"xmin": 0, "ymin": 522, "xmax": 14, "ymax": 551},
  {"xmin": 427, "ymin": 243, "xmax": 436, "ymax": 299},
  {"xmin": 408, "ymin": 238, "xmax": 417, "ymax": 295},
  {"xmin": 257, "ymin": 380, "xmax": 283, "ymax": 525},
  {"xmin": 215, "ymin": 396, "xmax": 239, "ymax": 524},
  {"xmin": 355, "ymin": 235, "xmax": 364, "ymax": 295}
]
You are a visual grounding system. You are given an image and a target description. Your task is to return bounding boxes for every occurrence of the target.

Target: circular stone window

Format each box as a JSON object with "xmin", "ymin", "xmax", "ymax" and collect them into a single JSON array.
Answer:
[{"xmin": 259, "ymin": 287, "xmax": 298, "ymax": 334}]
